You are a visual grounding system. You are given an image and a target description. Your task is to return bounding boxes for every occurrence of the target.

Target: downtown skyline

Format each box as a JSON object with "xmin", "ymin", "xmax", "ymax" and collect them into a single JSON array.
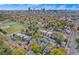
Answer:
[{"xmin": 0, "ymin": 4, "xmax": 79, "ymax": 10}]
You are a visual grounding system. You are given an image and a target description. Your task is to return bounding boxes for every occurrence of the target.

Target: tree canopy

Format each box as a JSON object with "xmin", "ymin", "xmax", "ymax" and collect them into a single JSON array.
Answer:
[{"xmin": 49, "ymin": 48, "xmax": 64, "ymax": 55}]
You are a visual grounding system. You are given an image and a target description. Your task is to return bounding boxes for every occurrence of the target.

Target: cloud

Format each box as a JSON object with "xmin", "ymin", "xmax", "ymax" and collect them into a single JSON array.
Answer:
[
  {"xmin": 40, "ymin": 6, "xmax": 56, "ymax": 10},
  {"xmin": 0, "ymin": 4, "xmax": 79, "ymax": 10},
  {"xmin": 70, "ymin": 5, "xmax": 79, "ymax": 10},
  {"xmin": 54, "ymin": 5, "xmax": 79, "ymax": 10},
  {"xmin": 57, "ymin": 5, "xmax": 66, "ymax": 10},
  {"xmin": 22, "ymin": 4, "xmax": 40, "ymax": 8}
]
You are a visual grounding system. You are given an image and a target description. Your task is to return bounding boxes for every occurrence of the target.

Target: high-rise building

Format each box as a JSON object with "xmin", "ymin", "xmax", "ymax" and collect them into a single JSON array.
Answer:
[
  {"xmin": 42, "ymin": 8, "xmax": 45, "ymax": 12},
  {"xmin": 28, "ymin": 7, "xmax": 31, "ymax": 11}
]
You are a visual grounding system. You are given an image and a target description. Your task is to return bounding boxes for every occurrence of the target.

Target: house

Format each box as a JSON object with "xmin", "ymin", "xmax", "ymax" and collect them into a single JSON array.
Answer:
[
  {"xmin": 38, "ymin": 30, "xmax": 53, "ymax": 36},
  {"xmin": 36, "ymin": 39, "xmax": 42, "ymax": 45},
  {"xmin": 43, "ymin": 47, "xmax": 50, "ymax": 55},
  {"xmin": 25, "ymin": 50, "xmax": 34, "ymax": 55},
  {"xmin": 40, "ymin": 42, "xmax": 46, "ymax": 49},
  {"xmin": 38, "ymin": 30, "xmax": 47, "ymax": 36},
  {"xmin": 61, "ymin": 28, "xmax": 71, "ymax": 35},
  {"xmin": 17, "ymin": 33, "xmax": 32, "ymax": 41},
  {"xmin": 61, "ymin": 41, "xmax": 66, "ymax": 47},
  {"xmin": 38, "ymin": 29, "xmax": 62, "ymax": 39}
]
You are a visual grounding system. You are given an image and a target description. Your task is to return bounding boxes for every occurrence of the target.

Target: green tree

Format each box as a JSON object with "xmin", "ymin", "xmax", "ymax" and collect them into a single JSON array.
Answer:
[
  {"xmin": 30, "ymin": 42, "xmax": 41, "ymax": 54},
  {"xmin": 76, "ymin": 38, "xmax": 79, "ymax": 43},
  {"xmin": 31, "ymin": 22, "xmax": 37, "ymax": 26},
  {"xmin": 26, "ymin": 30, "xmax": 36, "ymax": 36},
  {"xmin": 12, "ymin": 47, "xmax": 25, "ymax": 55},
  {"xmin": 54, "ymin": 33, "xmax": 64, "ymax": 44},
  {"xmin": 49, "ymin": 48, "xmax": 64, "ymax": 55},
  {"xmin": 0, "ymin": 48, "xmax": 12, "ymax": 55},
  {"xmin": 0, "ymin": 35, "xmax": 12, "ymax": 55},
  {"xmin": 77, "ymin": 27, "xmax": 79, "ymax": 31}
]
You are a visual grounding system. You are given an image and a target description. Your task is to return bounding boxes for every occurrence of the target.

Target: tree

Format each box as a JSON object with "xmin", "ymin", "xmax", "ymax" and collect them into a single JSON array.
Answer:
[
  {"xmin": 0, "ymin": 29, "xmax": 7, "ymax": 34},
  {"xmin": 12, "ymin": 47, "xmax": 25, "ymax": 55},
  {"xmin": 0, "ymin": 34, "xmax": 25, "ymax": 55},
  {"xmin": 76, "ymin": 38, "xmax": 79, "ymax": 43},
  {"xmin": 30, "ymin": 42, "xmax": 41, "ymax": 54},
  {"xmin": 0, "ymin": 48, "xmax": 12, "ymax": 55},
  {"xmin": 77, "ymin": 27, "xmax": 79, "ymax": 31},
  {"xmin": 31, "ymin": 22, "xmax": 37, "ymax": 26},
  {"xmin": 54, "ymin": 33, "xmax": 64, "ymax": 44},
  {"xmin": 26, "ymin": 30, "xmax": 36, "ymax": 36},
  {"xmin": 48, "ymin": 19, "xmax": 53, "ymax": 23},
  {"xmin": 49, "ymin": 48, "xmax": 64, "ymax": 55},
  {"xmin": 0, "ymin": 35, "xmax": 12, "ymax": 55}
]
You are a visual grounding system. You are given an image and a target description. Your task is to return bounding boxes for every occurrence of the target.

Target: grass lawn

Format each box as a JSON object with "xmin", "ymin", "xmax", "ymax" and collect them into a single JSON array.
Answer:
[
  {"xmin": 0, "ymin": 20, "xmax": 10, "ymax": 24},
  {"xmin": 3, "ymin": 23, "xmax": 26, "ymax": 34},
  {"xmin": 0, "ymin": 19, "xmax": 27, "ymax": 34}
]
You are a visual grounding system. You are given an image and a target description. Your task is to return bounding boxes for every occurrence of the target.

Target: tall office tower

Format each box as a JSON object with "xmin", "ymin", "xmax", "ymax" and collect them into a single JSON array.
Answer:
[{"xmin": 28, "ymin": 7, "xmax": 31, "ymax": 11}]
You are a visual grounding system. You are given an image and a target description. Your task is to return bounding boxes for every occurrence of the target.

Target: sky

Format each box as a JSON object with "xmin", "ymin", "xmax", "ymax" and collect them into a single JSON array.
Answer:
[{"xmin": 0, "ymin": 4, "xmax": 79, "ymax": 10}]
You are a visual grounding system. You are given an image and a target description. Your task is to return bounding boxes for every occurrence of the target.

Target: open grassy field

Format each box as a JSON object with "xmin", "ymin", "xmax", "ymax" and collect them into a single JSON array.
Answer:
[
  {"xmin": 4, "ymin": 23, "xmax": 26, "ymax": 34},
  {"xmin": 0, "ymin": 20, "xmax": 10, "ymax": 24},
  {"xmin": 0, "ymin": 19, "xmax": 26, "ymax": 34}
]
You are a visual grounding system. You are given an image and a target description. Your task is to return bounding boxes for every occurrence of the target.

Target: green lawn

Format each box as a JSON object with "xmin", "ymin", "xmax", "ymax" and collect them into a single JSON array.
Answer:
[
  {"xmin": 0, "ymin": 20, "xmax": 16, "ymax": 25},
  {"xmin": 0, "ymin": 20, "xmax": 26, "ymax": 34},
  {"xmin": 3, "ymin": 23, "xmax": 26, "ymax": 34},
  {"xmin": 0, "ymin": 20, "xmax": 10, "ymax": 24}
]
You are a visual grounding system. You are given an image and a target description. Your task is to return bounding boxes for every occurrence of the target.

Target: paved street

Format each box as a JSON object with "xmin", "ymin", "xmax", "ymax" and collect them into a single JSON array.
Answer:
[
  {"xmin": 68, "ymin": 20, "xmax": 78, "ymax": 55},
  {"xmin": 68, "ymin": 30, "xmax": 77, "ymax": 55}
]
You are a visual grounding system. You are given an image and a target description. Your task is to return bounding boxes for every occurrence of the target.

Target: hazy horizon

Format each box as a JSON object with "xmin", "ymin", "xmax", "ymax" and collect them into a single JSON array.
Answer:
[{"xmin": 0, "ymin": 4, "xmax": 79, "ymax": 10}]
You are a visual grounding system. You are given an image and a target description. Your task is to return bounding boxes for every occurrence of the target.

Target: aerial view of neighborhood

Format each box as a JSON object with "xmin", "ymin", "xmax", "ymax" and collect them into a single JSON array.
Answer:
[{"xmin": 0, "ymin": 4, "xmax": 79, "ymax": 55}]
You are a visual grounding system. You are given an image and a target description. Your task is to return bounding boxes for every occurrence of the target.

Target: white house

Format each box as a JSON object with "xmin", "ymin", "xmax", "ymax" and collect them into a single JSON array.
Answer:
[{"xmin": 17, "ymin": 33, "xmax": 32, "ymax": 41}]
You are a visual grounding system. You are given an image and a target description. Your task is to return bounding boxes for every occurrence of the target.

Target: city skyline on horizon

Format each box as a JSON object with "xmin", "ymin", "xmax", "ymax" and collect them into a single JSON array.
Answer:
[{"xmin": 0, "ymin": 4, "xmax": 79, "ymax": 10}]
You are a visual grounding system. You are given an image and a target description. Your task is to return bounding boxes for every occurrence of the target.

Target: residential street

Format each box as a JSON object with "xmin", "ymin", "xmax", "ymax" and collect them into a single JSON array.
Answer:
[
  {"xmin": 68, "ymin": 20, "xmax": 78, "ymax": 55},
  {"xmin": 68, "ymin": 30, "xmax": 77, "ymax": 55}
]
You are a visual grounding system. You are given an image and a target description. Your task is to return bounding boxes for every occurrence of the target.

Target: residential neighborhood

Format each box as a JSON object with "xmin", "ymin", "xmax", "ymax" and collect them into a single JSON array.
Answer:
[{"xmin": 0, "ymin": 4, "xmax": 79, "ymax": 55}]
